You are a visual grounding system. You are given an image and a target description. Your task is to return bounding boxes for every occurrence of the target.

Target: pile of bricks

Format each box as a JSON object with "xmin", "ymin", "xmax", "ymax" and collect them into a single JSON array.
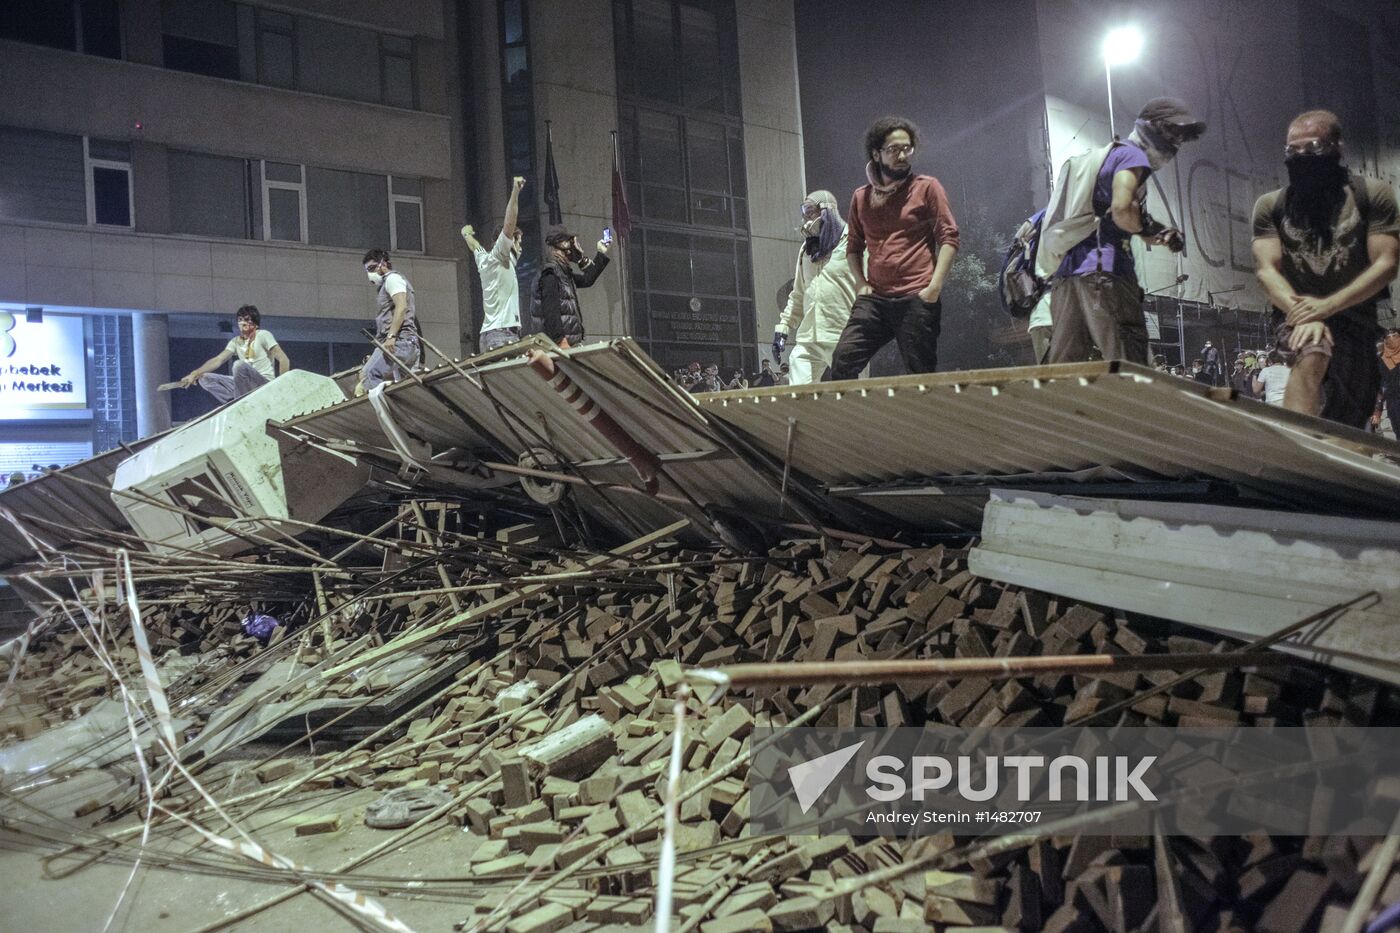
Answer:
[{"xmin": 3, "ymin": 516, "xmax": 1396, "ymax": 932}]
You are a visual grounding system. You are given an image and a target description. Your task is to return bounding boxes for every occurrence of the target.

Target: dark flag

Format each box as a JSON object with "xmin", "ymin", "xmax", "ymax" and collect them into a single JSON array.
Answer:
[
  {"xmin": 611, "ymin": 131, "xmax": 633, "ymax": 240},
  {"xmin": 543, "ymin": 121, "xmax": 562, "ymax": 225}
]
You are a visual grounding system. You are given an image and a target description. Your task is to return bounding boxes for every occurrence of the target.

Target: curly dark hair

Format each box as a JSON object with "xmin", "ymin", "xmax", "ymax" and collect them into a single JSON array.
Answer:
[
  {"xmin": 361, "ymin": 248, "xmax": 391, "ymax": 268},
  {"xmin": 234, "ymin": 304, "xmax": 260, "ymax": 327},
  {"xmin": 865, "ymin": 116, "xmax": 919, "ymax": 160}
]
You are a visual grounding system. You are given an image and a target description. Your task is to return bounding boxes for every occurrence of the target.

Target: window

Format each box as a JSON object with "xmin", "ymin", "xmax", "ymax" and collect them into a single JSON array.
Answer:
[
  {"xmin": 498, "ymin": 0, "xmax": 542, "ymax": 288},
  {"xmin": 162, "ymin": 0, "xmax": 239, "ymax": 79},
  {"xmin": 255, "ymin": 9, "xmax": 296, "ymax": 88},
  {"xmin": 389, "ymin": 177, "xmax": 424, "ymax": 253},
  {"xmin": 261, "ymin": 161, "xmax": 305, "ymax": 242},
  {"xmin": 305, "ymin": 166, "xmax": 389, "ymax": 249},
  {"xmin": 1, "ymin": 0, "xmax": 120, "ymax": 58},
  {"xmin": 613, "ymin": 0, "xmax": 754, "ymax": 368},
  {"xmin": 297, "ymin": 16, "xmax": 379, "ymax": 103},
  {"xmin": 0, "ymin": 126, "xmax": 87, "ymax": 225},
  {"xmin": 381, "ymin": 35, "xmax": 415, "ymax": 109},
  {"xmin": 86, "ymin": 138, "xmax": 132, "ymax": 228},
  {"xmin": 169, "ymin": 150, "xmax": 250, "ymax": 239}
]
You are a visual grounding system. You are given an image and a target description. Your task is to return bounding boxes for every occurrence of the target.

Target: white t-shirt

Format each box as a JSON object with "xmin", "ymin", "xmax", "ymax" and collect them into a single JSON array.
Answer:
[
  {"xmin": 225, "ymin": 329, "xmax": 279, "ymax": 380},
  {"xmin": 1256, "ymin": 364, "xmax": 1290, "ymax": 405},
  {"xmin": 475, "ymin": 233, "xmax": 520, "ymax": 332}
]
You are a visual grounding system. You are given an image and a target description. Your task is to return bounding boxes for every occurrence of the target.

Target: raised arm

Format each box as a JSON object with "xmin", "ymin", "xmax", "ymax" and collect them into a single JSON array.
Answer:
[{"xmin": 502, "ymin": 176, "xmax": 525, "ymax": 239}]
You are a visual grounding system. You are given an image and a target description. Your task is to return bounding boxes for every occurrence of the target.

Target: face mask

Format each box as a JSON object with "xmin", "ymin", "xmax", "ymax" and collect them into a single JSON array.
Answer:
[
  {"xmin": 367, "ymin": 270, "xmax": 384, "ymax": 286},
  {"xmin": 1285, "ymin": 151, "xmax": 1345, "ymax": 191},
  {"xmin": 1128, "ymin": 120, "xmax": 1179, "ymax": 171},
  {"xmin": 801, "ymin": 214, "xmax": 824, "ymax": 238}
]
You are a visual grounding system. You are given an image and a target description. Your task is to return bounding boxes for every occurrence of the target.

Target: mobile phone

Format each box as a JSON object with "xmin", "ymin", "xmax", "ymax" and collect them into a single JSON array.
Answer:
[{"xmin": 602, "ymin": 227, "xmax": 614, "ymax": 245}]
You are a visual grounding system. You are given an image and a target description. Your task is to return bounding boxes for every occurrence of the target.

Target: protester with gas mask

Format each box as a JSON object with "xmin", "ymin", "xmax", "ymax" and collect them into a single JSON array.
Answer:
[
  {"xmin": 773, "ymin": 190, "xmax": 859, "ymax": 384},
  {"xmin": 829, "ymin": 117, "xmax": 960, "ymax": 379},
  {"xmin": 360, "ymin": 249, "xmax": 420, "ymax": 392},
  {"xmin": 1251, "ymin": 110, "xmax": 1399, "ymax": 427},
  {"xmin": 1046, "ymin": 98, "xmax": 1203, "ymax": 364},
  {"xmin": 530, "ymin": 224, "xmax": 611, "ymax": 347}
]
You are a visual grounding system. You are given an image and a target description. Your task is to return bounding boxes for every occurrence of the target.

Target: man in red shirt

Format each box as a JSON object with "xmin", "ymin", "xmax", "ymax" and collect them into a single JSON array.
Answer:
[{"xmin": 829, "ymin": 117, "xmax": 960, "ymax": 379}]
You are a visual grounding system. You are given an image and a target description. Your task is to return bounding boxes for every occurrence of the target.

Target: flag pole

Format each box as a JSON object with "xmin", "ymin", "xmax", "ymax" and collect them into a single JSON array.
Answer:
[{"xmin": 611, "ymin": 129, "xmax": 633, "ymax": 337}]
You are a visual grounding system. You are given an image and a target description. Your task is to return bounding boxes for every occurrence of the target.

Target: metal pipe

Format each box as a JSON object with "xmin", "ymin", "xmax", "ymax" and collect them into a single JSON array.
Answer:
[{"xmin": 691, "ymin": 651, "xmax": 1291, "ymax": 689}]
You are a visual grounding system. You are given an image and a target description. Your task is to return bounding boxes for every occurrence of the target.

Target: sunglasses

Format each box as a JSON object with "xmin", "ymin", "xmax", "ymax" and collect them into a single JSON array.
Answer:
[{"xmin": 1285, "ymin": 139, "xmax": 1339, "ymax": 158}]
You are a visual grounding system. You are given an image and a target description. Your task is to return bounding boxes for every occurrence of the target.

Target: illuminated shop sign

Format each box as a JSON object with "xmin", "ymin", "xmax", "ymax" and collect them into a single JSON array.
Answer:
[{"xmin": 0, "ymin": 311, "xmax": 88, "ymax": 409}]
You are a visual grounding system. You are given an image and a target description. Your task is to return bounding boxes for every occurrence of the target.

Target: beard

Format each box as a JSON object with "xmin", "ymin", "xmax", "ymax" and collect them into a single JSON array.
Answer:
[
  {"xmin": 878, "ymin": 162, "xmax": 912, "ymax": 182},
  {"xmin": 1284, "ymin": 153, "xmax": 1348, "ymax": 246}
]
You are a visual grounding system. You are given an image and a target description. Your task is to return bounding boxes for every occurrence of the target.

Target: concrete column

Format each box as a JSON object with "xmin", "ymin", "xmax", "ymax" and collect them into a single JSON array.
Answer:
[{"xmin": 132, "ymin": 312, "xmax": 172, "ymax": 436}]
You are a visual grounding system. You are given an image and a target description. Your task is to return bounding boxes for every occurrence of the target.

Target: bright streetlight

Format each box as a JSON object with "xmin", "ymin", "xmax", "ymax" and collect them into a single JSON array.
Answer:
[{"xmin": 1101, "ymin": 26, "xmax": 1143, "ymax": 139}]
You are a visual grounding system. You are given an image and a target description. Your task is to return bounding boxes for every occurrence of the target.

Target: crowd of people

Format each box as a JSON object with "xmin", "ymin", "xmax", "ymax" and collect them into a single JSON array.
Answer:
[
  {"xmin": 669, "ymin": 360, "xmax": 789, "ymax": 392},
  {"xmin": 172, "ymin": 100, "xmax": 1397, "ymax": 444},
  {"xmin": 1155, "ymin": 327, "xmax": 1400, "ymax": 437}
]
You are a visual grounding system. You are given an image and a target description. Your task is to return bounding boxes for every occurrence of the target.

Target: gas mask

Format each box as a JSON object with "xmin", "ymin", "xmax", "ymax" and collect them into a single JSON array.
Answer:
[{"xmin": 801, "ymin": 213, "xmax": 824, "ymax": 238}]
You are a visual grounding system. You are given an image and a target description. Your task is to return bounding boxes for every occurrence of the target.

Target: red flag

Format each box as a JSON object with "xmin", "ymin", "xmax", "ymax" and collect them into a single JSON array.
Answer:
[{"xmin": 611, "ymin": 132, "xmax": 633, "ymax": 241}]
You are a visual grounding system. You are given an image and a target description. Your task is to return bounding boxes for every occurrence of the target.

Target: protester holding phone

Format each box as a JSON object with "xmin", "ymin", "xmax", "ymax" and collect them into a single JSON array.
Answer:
[{"xmin": 529, "ymin": 224, "xmax": 612, "ymax": 347}]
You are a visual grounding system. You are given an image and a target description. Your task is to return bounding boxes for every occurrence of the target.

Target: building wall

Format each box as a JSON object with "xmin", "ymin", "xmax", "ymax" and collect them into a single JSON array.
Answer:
[
  {"xmin": 504, "ymin": 0, "xmax": 805, "ymax": 364},
  {"xmin": 0, "ymin": 0, "xmax": 465, "ymax": 393},
  {"xmin": 738, "ymin": 0, "xmax": 807, "ymax": 352}
]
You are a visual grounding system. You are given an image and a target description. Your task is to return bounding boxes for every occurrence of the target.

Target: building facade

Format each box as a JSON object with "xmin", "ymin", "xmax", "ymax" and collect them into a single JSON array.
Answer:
[
  {"xmin": 460, "ymin": 0, "xmax": 805, "ymax": 376},
  {"xmin": 0, "ymin": 0, "xmax": 466, "ymax": 471},
  {"xmin": 0, "ymin": 0, "xmax": 806, "ymax": 473}
]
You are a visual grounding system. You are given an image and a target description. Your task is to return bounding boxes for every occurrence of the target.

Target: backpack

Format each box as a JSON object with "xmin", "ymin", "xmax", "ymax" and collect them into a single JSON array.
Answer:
[
  {"xmin": 998, "ymin": 208, "xmax": 1046, "ymax": 318},
  {"xmin": 998, "ymin": 142, "xmax": 1121, "ymax": 319}
]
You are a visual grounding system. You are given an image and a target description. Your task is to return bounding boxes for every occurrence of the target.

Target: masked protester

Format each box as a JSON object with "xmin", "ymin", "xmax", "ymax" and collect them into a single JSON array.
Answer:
[
  {"xmin": 360, "ymin": 249, "xmax": 420, "ymax": 392},
  {"xmin": 829, "ymin": 117, "xmax": 960, "ymax": 379},
  {"xmin": 773, "ymin": 190, "xmax": 859, "ymax": 384},
  {"xmin": 530, "ymin": 224, "xmax": 611, "ymax": 347},
  {"xmin": 1251, "ymin": 110, "xmax": 1400, "ymax": 427},
  {"xmin": 1046, "ymin": 98, "xmax": 1203, "ymax": 364}
]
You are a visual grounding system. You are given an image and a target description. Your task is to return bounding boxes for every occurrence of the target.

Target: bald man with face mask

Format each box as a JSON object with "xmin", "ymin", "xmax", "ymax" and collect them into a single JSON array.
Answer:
[{"xmin": 773, "ymin": 190, "xmax": 860, "ymax": 384}]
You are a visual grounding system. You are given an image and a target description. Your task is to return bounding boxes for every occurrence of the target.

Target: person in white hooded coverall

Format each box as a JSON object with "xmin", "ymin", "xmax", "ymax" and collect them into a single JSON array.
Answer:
[{"xmin": 772, "ymin": 190, "xmax": 860, "ymax": 384}]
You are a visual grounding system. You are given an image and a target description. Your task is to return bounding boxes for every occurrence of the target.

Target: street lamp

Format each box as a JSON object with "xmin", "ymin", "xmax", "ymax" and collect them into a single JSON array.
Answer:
[{"xmin": 1101, "ymin": 26, "xmax": 1143, "ymax": 139}]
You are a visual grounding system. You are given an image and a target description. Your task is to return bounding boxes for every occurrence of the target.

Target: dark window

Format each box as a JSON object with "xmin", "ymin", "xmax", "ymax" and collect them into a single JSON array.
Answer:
[
  {"xmin": 1, "ymin": 0, "xmax": 121, "ymax": 57},
  {"xmin": 306, "ymin": 167, "xmax": 390, "ymax": 250},
  {"xmin": 381, "ymin": 34, "xmax": 415, "ymax": 108},
  {"xmin": 91, "ymin": 167, "xmax": 130, "ymax": 226},
  {"xmin": 499, "ymin": 0, "xmax": 542, "ymax": 296},
  {"xmin": 297, "ymin": 15, "xmax": 379, "ymax": 103},
  {"xmin": 162, "ymin": 0, "xmax": 239, "ymax": 79},
  {"xmin": 1, "ymin": 0, "xmax": 78, "ymax": 51},
  {"xmin": 168, "ymin": 150, "xmax": 250, "ymax": 239},
  {"xmin": 613, "ymin": 0, "xmax": 753, "ymax": 368},
  {"xmin": 256, "ymin": 9, "xmax": 296, "ymax": 88},
  {"xmin": 266, "ymin": 187, "xmax": 302, "ymax": 242},
  {"xmin": 0, "ymin": 126, "xmax": 87, "ymax": 225},
  {"xmin": 79, "ymin": 0, "xmax": 122, "ymax": 58}
]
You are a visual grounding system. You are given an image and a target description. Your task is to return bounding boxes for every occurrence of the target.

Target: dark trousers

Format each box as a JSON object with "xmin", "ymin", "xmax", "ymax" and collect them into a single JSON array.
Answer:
[
  {"xmin": 1046, "ymin": 272, "xmax": 1148, "ymax": 364},
  {"xmin": 1322, "ymin": 313, "xmax": 1382, "ymax": 430},
  {"xmin": 829, "ymin": 293, "xmax": 941, "ymax": 380}
]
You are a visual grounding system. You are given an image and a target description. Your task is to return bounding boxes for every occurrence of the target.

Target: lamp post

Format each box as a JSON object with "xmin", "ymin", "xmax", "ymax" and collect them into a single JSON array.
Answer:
[{"xmin": 1102, "ymin": 26, "xmax": 1143, "ymax": 139}]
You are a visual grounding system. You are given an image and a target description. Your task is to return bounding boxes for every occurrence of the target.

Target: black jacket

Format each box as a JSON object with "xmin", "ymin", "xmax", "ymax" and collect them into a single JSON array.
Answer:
[{"xmin": 530, "ymin": 253, "xmax": 610, "ymax": 345}]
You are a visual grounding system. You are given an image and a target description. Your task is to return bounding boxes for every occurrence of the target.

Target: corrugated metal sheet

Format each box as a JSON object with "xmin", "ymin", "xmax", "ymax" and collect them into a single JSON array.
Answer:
[
  {"xmin": 697, "ymin": 360, "xmax": 1400, "ymax": 523},
  {"xmin": 970, "ymin": 490, "xmax": 1400, "ymax": 685},
  {"xmin": 7, "ymin": 346, "xmax": 1400, "ymax": 573},
  {"xmin": 0, "ymin": 439, "xmax": 157, "ymax": 574}
]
